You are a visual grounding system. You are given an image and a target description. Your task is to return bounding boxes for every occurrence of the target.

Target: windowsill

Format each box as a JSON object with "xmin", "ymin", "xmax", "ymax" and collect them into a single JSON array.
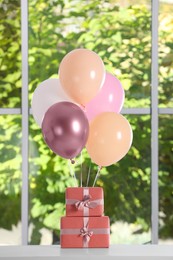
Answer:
[{"xmin": 0, "ymin": 245, "xmax": 173, "ymax": 259}]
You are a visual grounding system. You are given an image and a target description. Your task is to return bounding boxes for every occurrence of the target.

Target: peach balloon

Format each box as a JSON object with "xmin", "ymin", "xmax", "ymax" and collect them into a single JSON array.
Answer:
[
  {"xmin": 86, "ymin": 112, "xmax": 133, "ymax": 167},
  {"xmin": 59, "ymin": 49, "xmax": 105, "ymax": 105}
]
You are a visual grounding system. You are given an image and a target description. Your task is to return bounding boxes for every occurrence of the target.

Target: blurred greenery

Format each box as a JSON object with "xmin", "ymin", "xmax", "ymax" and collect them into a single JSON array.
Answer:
[
  {"xmin": 0, "ymin": 0, "xmax": 173, "ymax": 244},
  {"xmin": 0, "ymin": 115, "xmax": 21, "ymax": 229},
  {"xmin": 0, "ymin": 0, "xmax": 21, "ymax": 107}
]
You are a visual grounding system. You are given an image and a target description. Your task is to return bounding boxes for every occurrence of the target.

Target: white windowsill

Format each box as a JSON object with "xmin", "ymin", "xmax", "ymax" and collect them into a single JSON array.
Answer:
[{"xmin": 0, "ymin": 245, "xmax": 173, "ymax": 259}]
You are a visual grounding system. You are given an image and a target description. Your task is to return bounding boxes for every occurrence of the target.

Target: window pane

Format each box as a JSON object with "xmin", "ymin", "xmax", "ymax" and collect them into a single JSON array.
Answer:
[
  {"xmin": 29, "ymin": 116, "xmax": 72, "ymax": 245},
  {"xmin": 159, "ymin": 1, "xmax": 173, "ymax": 108},
  {"xmin": 0, "ymin": 115, "xmax": 21, "ymax": 245},
  {"xmin": 159, "ymin": 115, "xmax": 173, "ymax": 244},
  {"xmin": 28, "ymin": 0, "xmax": 151, "ymax": 108},
  {"xmin": 108, "ymin": 115, "xmax": 151, "ymax": 244},
  {"xmin": 0, "ymin": 1, "xmax": 21, "ymax": 108},
  {"xmin": 29, "ymin": 115, "xmax": 151, "ymax": 244}
]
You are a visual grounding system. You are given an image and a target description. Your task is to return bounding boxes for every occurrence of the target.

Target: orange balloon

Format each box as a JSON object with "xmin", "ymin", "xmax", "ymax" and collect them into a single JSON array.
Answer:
[
  {"xmin": 86, "ymin": 112, "xmax": 133, "ymax": 167},
  {"xmin": 59, "ymin": 49, "xmax": 105, "ymax": 105}
]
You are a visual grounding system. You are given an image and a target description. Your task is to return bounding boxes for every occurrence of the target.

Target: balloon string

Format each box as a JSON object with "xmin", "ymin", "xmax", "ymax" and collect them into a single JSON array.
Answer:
[
  {"xmin": 86, "ymin": 161, "xmax": 91, "ymax": 187},
  {"xmin": 93, "ymin": 166, "xmax": 102, "ymax": 187},
  {"xmin": 68, "ymin": 160, "xmax": 78, "ymax": 187},
  {"xmin": 80, "ymin": 151, "xmax": 83, "ymax": 187}
]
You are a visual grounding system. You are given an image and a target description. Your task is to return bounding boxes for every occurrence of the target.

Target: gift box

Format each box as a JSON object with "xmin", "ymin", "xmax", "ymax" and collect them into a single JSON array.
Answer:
[
  {"xmin": 65, "ymin": 187, "xmax": 104, "ymax": 217},
  {"xmin": 60, "ymin": 216, "xmax": 110, "ymax": 248}
]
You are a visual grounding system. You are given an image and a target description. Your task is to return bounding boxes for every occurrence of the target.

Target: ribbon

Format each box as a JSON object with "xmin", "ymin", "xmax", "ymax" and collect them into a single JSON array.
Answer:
[
  {"xmin": 61, "ymin": 228, "xmax": 109, "ymax": 235},
  {"xmin": 81, "ymin": 217, "xmax": 91, "ymax": 247},
  {"xmin": 75, "ymin": 194, "xmax": 98, "ymax": 210},
  {"xmin": 80, "ymin": 227, "xmax": 93, "ymax": 247}
]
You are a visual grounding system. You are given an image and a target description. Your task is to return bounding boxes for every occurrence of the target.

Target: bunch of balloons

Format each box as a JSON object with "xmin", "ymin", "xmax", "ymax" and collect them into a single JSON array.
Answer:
[{"xmin": 32, "ymin": 48, "xmax": 133, "ymax": 167}]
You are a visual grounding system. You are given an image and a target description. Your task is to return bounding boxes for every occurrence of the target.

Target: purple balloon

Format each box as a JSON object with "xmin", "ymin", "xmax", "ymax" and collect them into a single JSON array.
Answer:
[{"xmin": 42, "ymin": 102, "xmax": 89, "ymax": 159}]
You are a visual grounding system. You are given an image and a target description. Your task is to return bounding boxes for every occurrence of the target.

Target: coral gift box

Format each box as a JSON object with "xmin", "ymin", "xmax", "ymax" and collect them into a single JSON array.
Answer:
[
  {"xmin": 65, "ymin": 187, "xmax": 104, "ymax": 217},
  {"xmin": 60, "ymin": 216, "xmax": 110, "ymax": 248}
]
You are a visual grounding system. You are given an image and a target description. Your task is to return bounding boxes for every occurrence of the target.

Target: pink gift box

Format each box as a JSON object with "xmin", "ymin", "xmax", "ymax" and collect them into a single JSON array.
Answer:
[
  {"xmin": 65, "ymin": 187, "xmax": 104, "ymax": 217},
  {"xmin": 60, "ymin": 216, "xmax": 110, "ymax": 248}
]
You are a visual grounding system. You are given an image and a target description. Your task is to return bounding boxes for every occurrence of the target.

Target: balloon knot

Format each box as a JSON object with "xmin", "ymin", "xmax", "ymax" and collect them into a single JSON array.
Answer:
[{"xmin": 71, "ymin": 159, "xmax": 75, "ymax": 164}]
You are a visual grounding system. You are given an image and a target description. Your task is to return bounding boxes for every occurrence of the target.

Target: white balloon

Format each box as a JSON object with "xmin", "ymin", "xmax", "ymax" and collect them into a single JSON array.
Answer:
[{"xmin": 31, "ymin": 78, "xmax": 72, "ymax": 127}]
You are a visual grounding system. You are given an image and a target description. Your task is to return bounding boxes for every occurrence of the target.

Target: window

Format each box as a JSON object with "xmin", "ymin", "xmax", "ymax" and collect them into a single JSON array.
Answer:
[{"xmin": 0, "ymin": 0, "xmax": 173, "ymax": 246}]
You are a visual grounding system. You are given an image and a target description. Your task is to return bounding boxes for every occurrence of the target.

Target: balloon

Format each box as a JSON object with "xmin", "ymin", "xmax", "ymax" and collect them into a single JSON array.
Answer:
[
  {"xmin": 86, "ymin": 112, "xmax": 133, "ymax": 167},
  {"xmin": 59, "ymin": 48, "xmax": 105, "ymax": 105},
  {"xmin": 85, "ymin": 72, "xmax": 124, "ymax": 121},
  {"xmin": 42, "ymin": 102, "xmax": 89, "ymax": 160},
  {"xmin": 31, "ymin": 78, "xmax": 72, "ymax": 127}
]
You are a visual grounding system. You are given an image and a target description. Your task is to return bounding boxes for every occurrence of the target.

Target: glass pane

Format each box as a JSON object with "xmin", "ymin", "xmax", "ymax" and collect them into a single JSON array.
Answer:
[
  {"xmin": 0, "ymin": 1, "xmax": 21, "ymax": 108},
  {"xmin": 159, "ymin": 115, "xmax": 173, "ymax": 244},
  {"xmin": 108, "ymin": 115, "xmax": 151, "ymax": 244},
  {"xmin": 28, "ymin": 0, "xmax": 151, "ymax": 108},
  {"xmin": 159, "ymin": 1, "xmax": 173, "ymax": 108},
  {"xmin": 0, "ymin": 115, "xmax": 21, "ymax": 245},
  {"xmin": 29, "ymin": 116, "xmax": 73, "ymax": 245},
  {"xmin": 29, "ymin": 114, "xmax": 151, "ymax": 244}
]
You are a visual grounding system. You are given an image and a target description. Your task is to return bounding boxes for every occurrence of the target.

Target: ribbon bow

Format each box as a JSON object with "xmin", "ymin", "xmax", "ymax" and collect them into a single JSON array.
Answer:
[
  {"xmin": 75, "ymin": 195, "xmax": 98, "ymax": 210},
  {"xmin": 80, "ymin": 227, "xmax": 93, "ymax": 243}
]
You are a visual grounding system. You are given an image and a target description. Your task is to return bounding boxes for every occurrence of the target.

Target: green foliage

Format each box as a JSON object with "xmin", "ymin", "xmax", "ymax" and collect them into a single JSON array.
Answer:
[
  {"xmin": 0, "ymin": 0, "xmax": 21, "ymax": 107},
  {"xmin": 159, "ymin": 12, "xmax": 173, "ymax": 107},
  {"xmin": 0, "ymin": 0, "xmax": 173, "ymax": 244},
  {"xmin": 0, "ymin": 115, "xmax": 21, "ymax": 229},
  {"xmin": 159, "ymin": 115, "xmax": 173, "ymax": 238},
  {"xmin": 0, "ymin": 194, "xmax": 20, "ymax": 229}
]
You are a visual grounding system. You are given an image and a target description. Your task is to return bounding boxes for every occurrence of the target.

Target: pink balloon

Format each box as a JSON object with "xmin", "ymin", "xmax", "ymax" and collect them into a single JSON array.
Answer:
[
  {"xmin": 42, "ymin": 102, "xmax": 89, "ymax": 160},
  {"xmin": 85, "ymin": 72, "xmax": 124, "ymax": 122}
]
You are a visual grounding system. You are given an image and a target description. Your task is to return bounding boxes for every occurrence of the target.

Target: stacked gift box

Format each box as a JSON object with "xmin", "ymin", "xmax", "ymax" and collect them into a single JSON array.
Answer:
[{"xmin": 60, "ymin": 187, "xmax": 110, "ymax": 248}]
